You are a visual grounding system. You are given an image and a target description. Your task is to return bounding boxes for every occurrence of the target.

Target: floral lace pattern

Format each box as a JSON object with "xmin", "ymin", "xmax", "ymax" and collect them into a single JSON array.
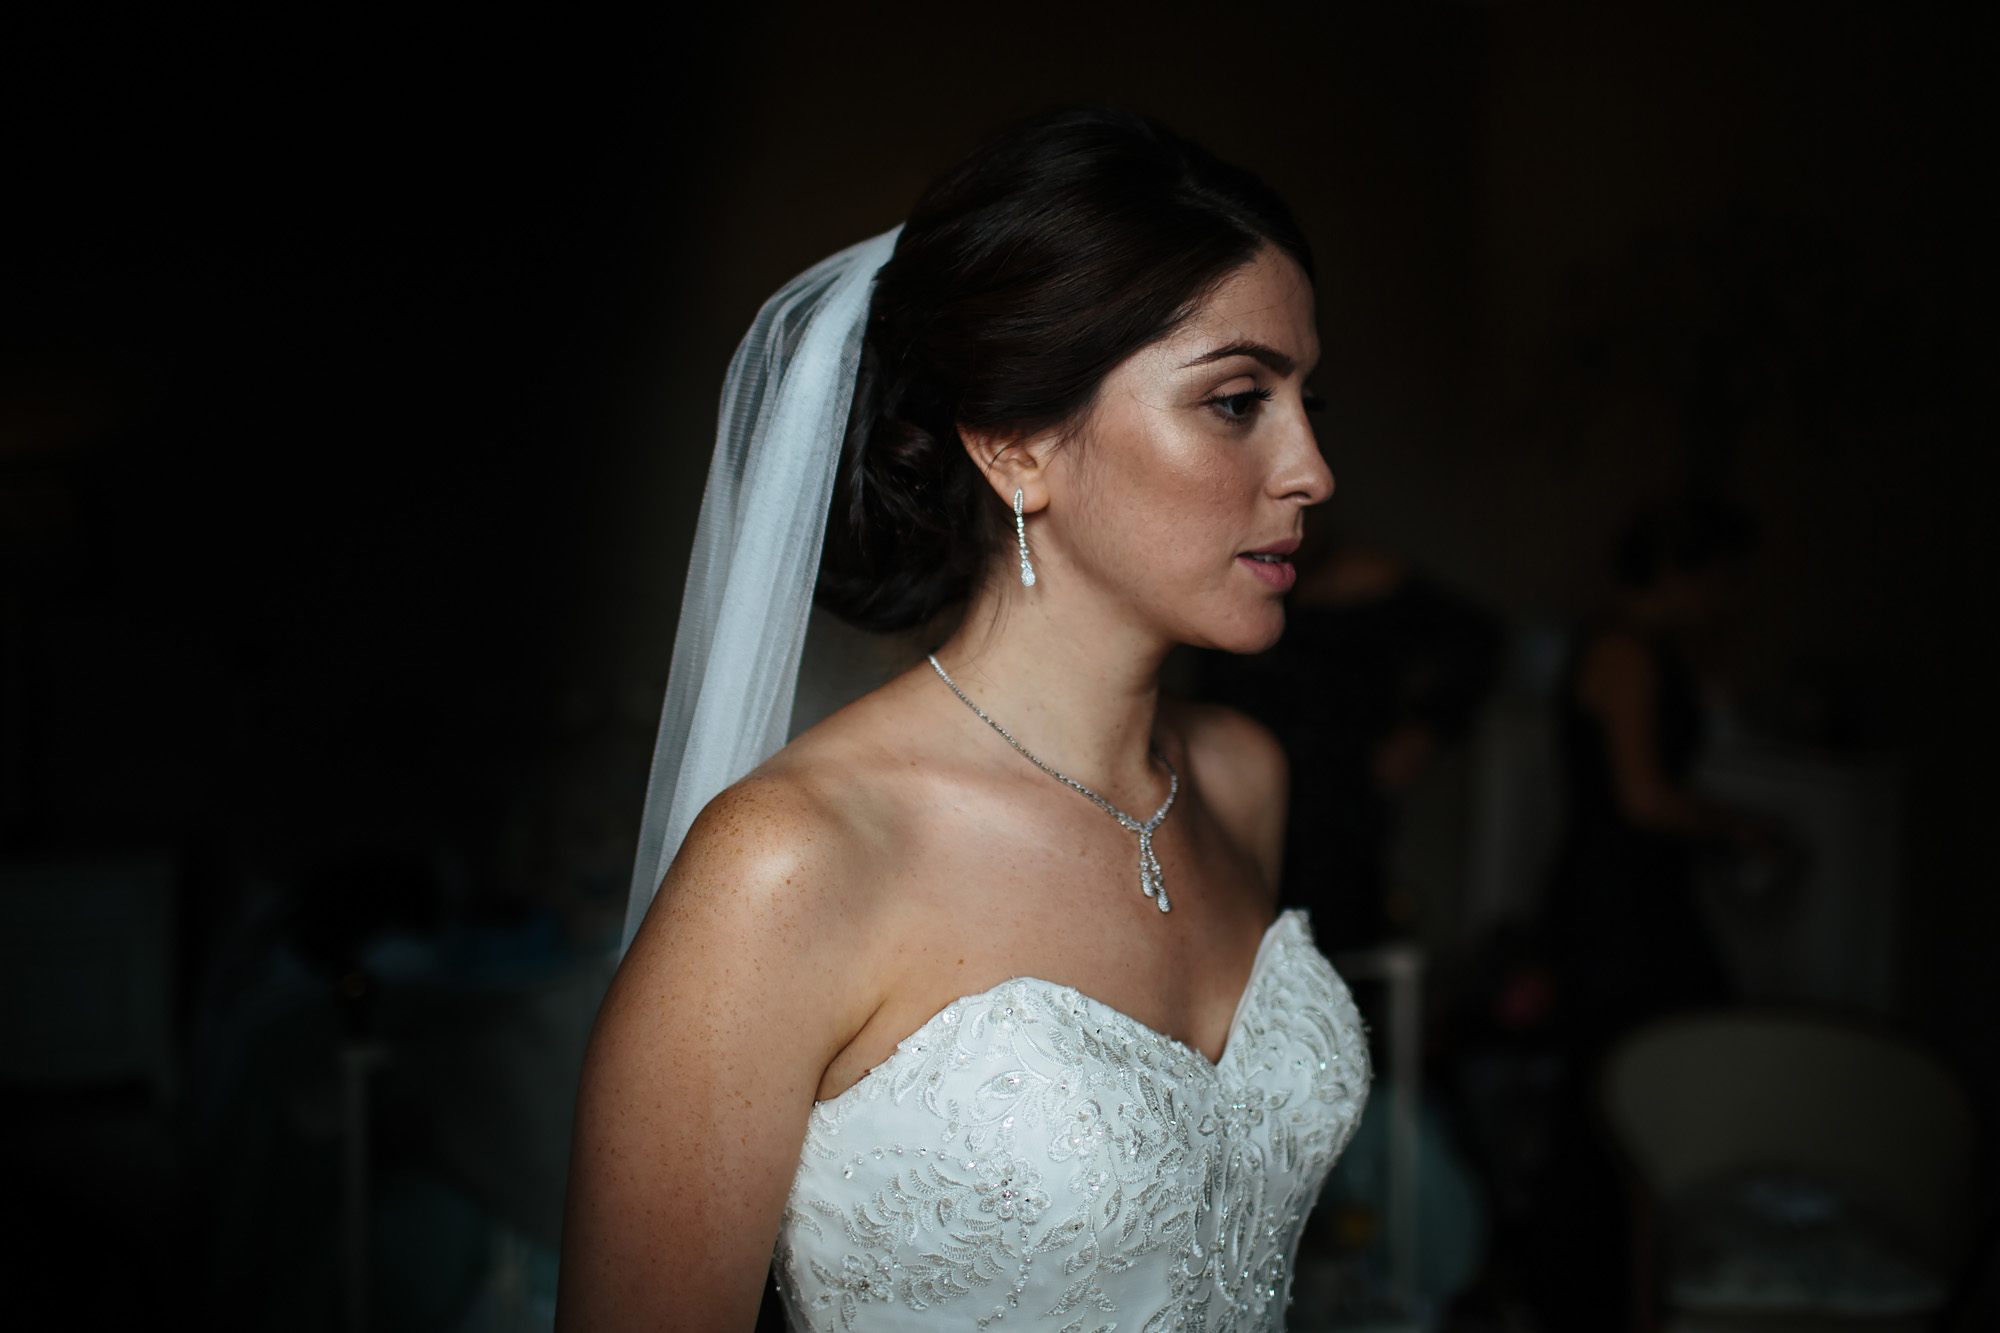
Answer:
[{"xmin": 776, "ymin": 911, "xmax": 1369, "ymax": 1332}]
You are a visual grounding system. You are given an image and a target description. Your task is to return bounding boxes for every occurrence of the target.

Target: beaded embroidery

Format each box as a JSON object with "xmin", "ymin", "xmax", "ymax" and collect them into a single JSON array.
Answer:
[{"xmin": 775, "ymin": 912, "xmax": 1369, "ymax": 1332}]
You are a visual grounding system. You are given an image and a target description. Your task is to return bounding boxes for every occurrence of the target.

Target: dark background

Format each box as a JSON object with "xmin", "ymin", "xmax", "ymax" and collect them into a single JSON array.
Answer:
[{"xmin": 3, "ymin": 3, "xmax": 1994, "ymax": 1329}]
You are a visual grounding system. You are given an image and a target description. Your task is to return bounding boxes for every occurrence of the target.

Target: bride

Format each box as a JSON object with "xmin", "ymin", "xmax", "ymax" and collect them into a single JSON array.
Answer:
[{"xmin": 559, "ymin": 108, "xmax": 1370, "ymax": 1331}]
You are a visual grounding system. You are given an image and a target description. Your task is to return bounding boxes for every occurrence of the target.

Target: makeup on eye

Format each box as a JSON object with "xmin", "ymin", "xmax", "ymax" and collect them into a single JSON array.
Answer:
[
  {"xmin": 1205, "ymin": 386, "xmax": 1275, "ymax": 421},
  {"xmin": 1199, "ymin": 383, "xmax": 1325, "ymax": 423},
  {"xmin": 1183, "ymin": 342, "xmax": 1322, "ymax": 422}
]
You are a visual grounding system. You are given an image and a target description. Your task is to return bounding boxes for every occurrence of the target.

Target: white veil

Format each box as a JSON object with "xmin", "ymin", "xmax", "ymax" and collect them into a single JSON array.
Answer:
[{"xmin": 621, "ymin": 227, "xmax": 903, "ymax": 951}]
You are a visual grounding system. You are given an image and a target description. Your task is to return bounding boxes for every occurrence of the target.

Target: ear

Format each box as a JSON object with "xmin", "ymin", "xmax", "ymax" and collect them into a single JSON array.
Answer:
[{"xmin": 959, "ymin": 425, "xmax": 1054, "ymax": 514}]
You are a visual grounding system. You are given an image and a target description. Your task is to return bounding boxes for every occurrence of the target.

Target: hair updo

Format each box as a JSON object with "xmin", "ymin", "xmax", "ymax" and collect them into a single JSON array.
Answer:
[{"xmin": 815, "ymin": 107, "xmax": 1314, "ymax": 632}]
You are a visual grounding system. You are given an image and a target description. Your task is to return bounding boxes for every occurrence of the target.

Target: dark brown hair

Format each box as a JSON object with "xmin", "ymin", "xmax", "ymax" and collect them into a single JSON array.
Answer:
[{"xmin": 816, "ymin": 107, "xmax": 1313, "ymax": 632}]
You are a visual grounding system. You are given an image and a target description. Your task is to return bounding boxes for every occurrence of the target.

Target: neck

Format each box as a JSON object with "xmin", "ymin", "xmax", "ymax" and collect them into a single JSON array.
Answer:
[{"xmin": 933, "ymin": 572, "xmax": 1171, "ymax": 809}]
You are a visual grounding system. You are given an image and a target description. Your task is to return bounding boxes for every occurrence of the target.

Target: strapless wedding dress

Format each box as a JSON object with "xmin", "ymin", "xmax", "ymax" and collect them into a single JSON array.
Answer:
[{"xmin": 775, "ymin": 910, "xmax": 1370, "ymax": 1332}]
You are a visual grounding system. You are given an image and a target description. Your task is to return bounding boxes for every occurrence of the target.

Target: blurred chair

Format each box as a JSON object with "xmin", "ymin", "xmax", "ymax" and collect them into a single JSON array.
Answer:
[{"xmin": 1601, "ymin": 1011, "xmax": 1976, "ymax": 1333}]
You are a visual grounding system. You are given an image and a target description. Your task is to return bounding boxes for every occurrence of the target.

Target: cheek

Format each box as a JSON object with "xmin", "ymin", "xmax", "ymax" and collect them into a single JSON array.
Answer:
[
  {"xmin": 1134, "ymin": 426, "xmax": 1256, "ymax": 550},
  {"xmin": 1071, "ymin": 418, "xmax": 1256, "ymax": 583}
]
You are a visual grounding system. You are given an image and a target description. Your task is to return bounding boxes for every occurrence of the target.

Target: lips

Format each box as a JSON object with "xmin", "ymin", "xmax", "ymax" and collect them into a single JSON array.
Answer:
[{"xmin": 1236, "ymin": 537, "xmax": 1300, "ymax": 592}]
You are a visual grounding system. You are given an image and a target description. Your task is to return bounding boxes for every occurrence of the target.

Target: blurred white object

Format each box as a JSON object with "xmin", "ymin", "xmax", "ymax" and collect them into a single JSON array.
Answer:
[
  {"xmin": 1330, "ymin": 943, "xmax": 1428, "ymax": 1330},
  {"xmin": 1602, "ymin": 1012, "xmax": 1975, "ymax": 1332}
]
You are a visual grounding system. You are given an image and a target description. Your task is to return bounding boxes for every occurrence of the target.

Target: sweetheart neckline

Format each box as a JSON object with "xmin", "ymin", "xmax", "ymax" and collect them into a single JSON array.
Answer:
[{"xmin": 814, "ymin": 911, "xmax": 1300, "ymax": 1110}]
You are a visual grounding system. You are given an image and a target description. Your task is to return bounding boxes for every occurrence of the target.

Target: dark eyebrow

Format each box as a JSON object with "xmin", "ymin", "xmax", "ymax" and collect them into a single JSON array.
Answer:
[{"xmin": 1179, "ymin": 341, "xmax": 1298, "ymax": 377}]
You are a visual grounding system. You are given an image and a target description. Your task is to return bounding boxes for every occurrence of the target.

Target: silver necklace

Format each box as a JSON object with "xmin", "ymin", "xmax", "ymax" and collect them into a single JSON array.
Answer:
[{"xmin": 927, "ymin": 653, "xmax": 1178, "ymax": 912}]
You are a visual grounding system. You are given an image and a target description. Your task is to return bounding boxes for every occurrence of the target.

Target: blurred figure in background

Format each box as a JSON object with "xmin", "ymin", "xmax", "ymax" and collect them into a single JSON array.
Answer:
[
  {"xmin": 1452, "ymin": 492, "xmax": 1768, "ymax": 1330},
  {"xmin": 1199, "ymin": 514, "xmax": 1503, "ymax": 947},
  {"xmin": 1547, "ymin": 491, "xmax": 1766, "ymax": 1051}
]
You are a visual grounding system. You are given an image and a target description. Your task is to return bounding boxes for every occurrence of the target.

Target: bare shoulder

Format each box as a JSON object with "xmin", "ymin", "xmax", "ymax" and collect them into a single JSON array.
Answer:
[
  {"xmin": 1169, "ymin": 697, "xmax": 1287, "ymax": 796},
  {"xmin": 626, "ymin": 667, "xmax": 941, "ymax": 974},
  {"xmin": 626, "ymin": 751, "xmax": 888, "ymax": 977},
  {"xmin": 564, "ymin": 762, "xmax": 897, "ymax": 1328},
  {"xmin": 645, "ymin": 771, "xmax": 863, "ymax": 927},
  {"xmin": 1163, "ymin": 697, "xmax": 1288, "ymax": 892}
]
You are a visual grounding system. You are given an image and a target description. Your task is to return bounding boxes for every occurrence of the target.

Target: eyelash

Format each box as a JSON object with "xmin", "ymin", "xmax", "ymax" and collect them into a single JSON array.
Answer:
[
  {"xmin": 1204, "ymin": 388, "xmax": 1327, "ymax": 421},
  {"xmin": 1206, "ymin": 387, "xmax": 1273, "ymax": 422}
]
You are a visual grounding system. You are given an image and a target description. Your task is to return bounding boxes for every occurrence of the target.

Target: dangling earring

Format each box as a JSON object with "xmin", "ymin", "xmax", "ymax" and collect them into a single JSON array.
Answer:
[{"xmin": 1014, "ymin": 489, "xmax": 1036, "ymax": 588}]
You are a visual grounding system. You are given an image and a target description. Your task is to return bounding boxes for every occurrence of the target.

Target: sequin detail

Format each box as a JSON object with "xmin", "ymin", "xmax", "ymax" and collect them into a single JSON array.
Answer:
[{"xmin": 775, "ymin": 911, "xmax": 1369, "ymax": 1332}]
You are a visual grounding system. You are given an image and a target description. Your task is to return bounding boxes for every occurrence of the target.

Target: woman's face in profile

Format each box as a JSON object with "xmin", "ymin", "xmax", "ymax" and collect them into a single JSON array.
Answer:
[{"xmin": 1049, "ymin": 246, "xmax": 1332, "ymax": 654}]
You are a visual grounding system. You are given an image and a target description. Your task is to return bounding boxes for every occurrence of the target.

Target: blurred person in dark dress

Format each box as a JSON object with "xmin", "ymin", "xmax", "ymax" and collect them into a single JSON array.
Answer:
[
  {"xmin": 1548, "ymin": 492, "xmax": 1767, "ymax": 1051},
  {"xmin": 1198, "ymin": 518, "xmax": 1502, "ymax": 948},
  {"xmin": 1461, "ymin": 493, "xmax": 1767, "ymax": 1331}
]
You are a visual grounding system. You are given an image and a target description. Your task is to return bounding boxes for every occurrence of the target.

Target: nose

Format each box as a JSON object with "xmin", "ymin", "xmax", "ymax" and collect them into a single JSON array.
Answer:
[{"xmin": 1271, "ymin": 412, "xmax": 1334, "ymax": 506}]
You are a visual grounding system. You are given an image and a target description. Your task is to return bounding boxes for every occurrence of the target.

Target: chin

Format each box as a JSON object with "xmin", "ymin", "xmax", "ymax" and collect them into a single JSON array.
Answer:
[{"xmin": 1188, "ymin": 603, "xmax": 1288, "ymax": 656}]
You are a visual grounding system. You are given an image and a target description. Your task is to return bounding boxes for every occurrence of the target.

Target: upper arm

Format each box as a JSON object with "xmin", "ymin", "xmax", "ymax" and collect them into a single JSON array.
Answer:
[
  {"xmin": 1177, "ymin": 702, "xmax": 1289, "ymax": 897},
  {"xmin": 556, "ymin": 779, "xmax": 875, "ymax": 1332},
  {"xmin": 1578, "ymin": 633, "xmax": 1671, "ymax": 818}
]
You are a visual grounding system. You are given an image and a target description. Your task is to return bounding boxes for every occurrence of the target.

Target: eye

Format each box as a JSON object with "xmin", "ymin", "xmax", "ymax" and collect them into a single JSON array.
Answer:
[{"xmin": 1207, "ymin": 387, "xmax": 1274, "ymax": 421}]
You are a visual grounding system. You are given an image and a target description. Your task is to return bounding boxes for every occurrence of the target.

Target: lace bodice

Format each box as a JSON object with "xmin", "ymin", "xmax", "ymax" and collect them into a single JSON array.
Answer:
[{"xmin": 776, "ymin": 911, "xmax": 1370, "ymax": 1332}]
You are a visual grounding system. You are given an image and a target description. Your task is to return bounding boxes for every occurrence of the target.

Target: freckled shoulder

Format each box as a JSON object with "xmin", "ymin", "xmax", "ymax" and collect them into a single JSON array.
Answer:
[
  {"xmin": 1162, "ymin": 698, "xmax": 1289, "ymax": 895},
  {"xmin": 620, "ymin": 761, "xmax": 897, "ymax": 1035},
  {"xmin": 568, "ymin": 756, "xmax": 904, "ymax": 1331},
  {"xmin": 646, "ymin": 760, "xmax": 887, "ymax": 930}
]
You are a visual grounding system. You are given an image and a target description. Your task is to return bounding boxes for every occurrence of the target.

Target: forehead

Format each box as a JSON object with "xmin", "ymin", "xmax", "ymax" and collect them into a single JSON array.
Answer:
[{"xmin": 1165, "ymin": 248, "xmax": 1319, "ymax": 367}]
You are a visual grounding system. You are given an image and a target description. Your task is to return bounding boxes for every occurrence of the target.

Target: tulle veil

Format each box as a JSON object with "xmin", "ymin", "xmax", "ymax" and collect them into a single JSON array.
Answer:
[{"xmin": 620, "ymin": 228, "xmax": 902, "ymax": 951}]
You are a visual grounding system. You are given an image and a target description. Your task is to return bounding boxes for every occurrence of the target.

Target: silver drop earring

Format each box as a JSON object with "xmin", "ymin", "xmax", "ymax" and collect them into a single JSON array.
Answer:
[{"xmin": 1013, "ymin": 489, "xmax": 1037, "ymax": 588}]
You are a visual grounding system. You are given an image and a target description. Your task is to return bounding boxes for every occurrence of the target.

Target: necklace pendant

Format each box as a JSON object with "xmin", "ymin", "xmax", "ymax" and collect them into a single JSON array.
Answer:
[
  {"xmin": 1138, "ymin": 829, "xmax": 1170, "ymax": 913},
  {"xmin": 927, "ymin": 653, "xmax": 1178, "ymax": 916}
]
